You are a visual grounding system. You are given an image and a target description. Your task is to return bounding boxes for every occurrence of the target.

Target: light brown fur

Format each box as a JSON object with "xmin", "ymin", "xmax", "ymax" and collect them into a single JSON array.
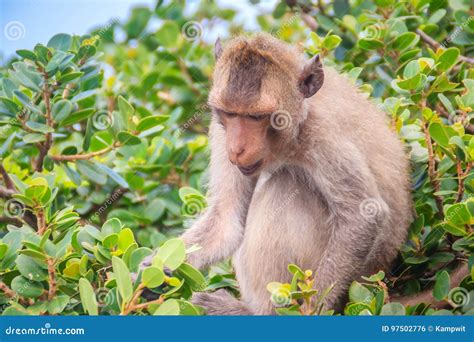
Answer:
[{"xmin": 182, "ymin": 34, "xmax": 412, "ymax": 315}]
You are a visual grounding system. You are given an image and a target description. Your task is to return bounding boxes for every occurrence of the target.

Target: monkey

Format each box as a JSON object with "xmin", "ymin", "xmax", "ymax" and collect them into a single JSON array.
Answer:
[{"xmin": 180, "ymin": 33, "xmax": 412, "ymax": 315}]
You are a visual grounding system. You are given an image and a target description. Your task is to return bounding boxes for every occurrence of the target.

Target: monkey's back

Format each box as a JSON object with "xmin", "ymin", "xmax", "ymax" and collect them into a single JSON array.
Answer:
[{"xmin": 310, "ymin": 67, "xmax": 413, "ymax": 268}]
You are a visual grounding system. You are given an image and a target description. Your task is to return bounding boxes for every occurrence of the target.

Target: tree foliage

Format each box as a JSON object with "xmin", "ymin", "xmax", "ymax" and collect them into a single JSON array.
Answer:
[{"xmin": 0, "ymin": 0, "xmax": 472, "ymax": 315}]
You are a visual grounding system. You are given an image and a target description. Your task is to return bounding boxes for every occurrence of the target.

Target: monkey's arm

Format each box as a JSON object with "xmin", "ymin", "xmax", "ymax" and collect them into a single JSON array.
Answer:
[
  {"xmin": 306, "ymin": 141, "xmax": 388, "ymax": 308},
  {"xmin": 181, "ymin": 120, "xmax": 255, "ymax": 269}
]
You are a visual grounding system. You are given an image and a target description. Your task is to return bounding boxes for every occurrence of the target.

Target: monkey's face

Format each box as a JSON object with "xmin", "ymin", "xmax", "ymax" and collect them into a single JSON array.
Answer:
[
  {"xmin": 209, "ymin": 36, "xmax": 325, "ymax": 176},
  {"xmin": 214, "ymin": 108, "xmax": 272, "ymax": 176}
]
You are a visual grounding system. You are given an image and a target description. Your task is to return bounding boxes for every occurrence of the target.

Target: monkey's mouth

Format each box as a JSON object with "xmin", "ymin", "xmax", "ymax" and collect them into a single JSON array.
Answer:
[{"xmin": 238, "ymin": 160, "xmax": 263, "ymax": 176}]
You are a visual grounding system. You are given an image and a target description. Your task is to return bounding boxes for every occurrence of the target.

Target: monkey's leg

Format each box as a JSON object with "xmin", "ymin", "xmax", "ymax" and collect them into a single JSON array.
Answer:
[
  {"xmin": 192, "ymin": 289, "xmax": 253, "ymax": 315},
  {"xmin": 306, "ymin": 142, "xmax": 390, "ymax": 310}
]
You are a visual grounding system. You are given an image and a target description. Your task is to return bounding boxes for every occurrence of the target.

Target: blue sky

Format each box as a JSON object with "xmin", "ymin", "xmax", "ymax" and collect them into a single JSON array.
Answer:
[{"xmin": 0, "ymin": 0, "xmax": 277, "ymax": 63}]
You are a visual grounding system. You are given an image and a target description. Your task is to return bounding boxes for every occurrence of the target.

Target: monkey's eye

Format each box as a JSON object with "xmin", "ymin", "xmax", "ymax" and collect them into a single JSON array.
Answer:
[
  {"xmin": 248, "ymin": 114, "xmax": 266, "ymax": 121},
  {"xmin": 223, "ymin": 112, "xmax": 238, "ymax": 119}
]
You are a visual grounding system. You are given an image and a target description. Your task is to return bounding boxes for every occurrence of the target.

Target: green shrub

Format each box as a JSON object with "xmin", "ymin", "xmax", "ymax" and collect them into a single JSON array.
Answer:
[{"xmin": 0, "ymin": 0, "xmax": 472, "ymax": 315}]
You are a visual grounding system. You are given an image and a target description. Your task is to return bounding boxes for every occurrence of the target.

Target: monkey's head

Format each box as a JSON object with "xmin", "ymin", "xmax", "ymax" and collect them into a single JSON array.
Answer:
[{"xmin": 208, "ymin": 34, "xmax": 324, "ymax": 177}]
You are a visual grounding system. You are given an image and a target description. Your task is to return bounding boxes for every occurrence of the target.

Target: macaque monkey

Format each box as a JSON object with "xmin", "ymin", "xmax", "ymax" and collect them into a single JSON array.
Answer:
[{"xmin": 181, "ymin": 34, "xmax": 412, "ymax": 315}]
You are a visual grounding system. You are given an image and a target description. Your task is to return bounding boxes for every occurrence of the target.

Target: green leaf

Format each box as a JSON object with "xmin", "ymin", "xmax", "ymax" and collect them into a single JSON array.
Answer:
[
  {"xmin": 391, "ymin": 32, "xmax": 418, "ymax": 51},
  {"xmin": 102, "ymin": 218, "xmax": 122, "ymax": 235},
  {"xmin": 272, "ymin": 1, "xmax": 287, "ymax": 18},
  {"xmin": 47, "ymin": 295, "xmax": 70, "ymax": 314},
  {"xmin": 437, "ymin": 48, "xmax": 460, "ymax": 72},
  {"xmin": 380, "ymin": 303, "xmax": 406, "ymax": 315},
  {"xmin": 445, "ymin": 203, "xmax": 471, "ymax": 226},
  {"xmin": 429, "ymin": 122, "xmax": 456, "ymax": 148},
  {"xmin": 156, "ymin": 21, "xmax": 180, "ymax": 48},
  {"xmin": 52, "ymin": 99, "xmax": 73, "ymax": 122},
  {"xmin": 136, "ymin": 115, "xmax": 168, "ymax": 132},
  {"xmin": 25, "ymin": 121, "xmax": 54, "ymax": 133},
  {"xmin": 103, "ymin": 234, "xmax": 118, "ymax": 249},
  {"xmin": 433, "ymin": 270, "xmax": 450, "ymax": 301},
  {"xmin": 79, "ymin": 278, "xmax": 98, "ymax": 315},
  {"xmin": 358, "ymin": 38, "xmax": 384, "ymax": 50},
  {"xmin": 16, "ymin": 255, "xmax": 48, "ymax": 281},
  {"xmin": 118, "ymin": 228, "xmax": 135, "ymax": 252},
  {"xmin": 322, "ymin": 35, "xmax": 342, "ymax": 50},
  {"xmin": 59, "ymin": 108, "xmax": 95, "ymax": 127},
  {"xmin": 1, "ymin": 78, "xmax": 17, "ymax": 98},
  {"xmin": 142, "ymin": 267, "xmax": 165, "ymax": 288},
  {"xmin": 156, "ymin": 238, "xmax": 186, "ymax": 271},
  {"xmin": 153, "ymin": 299, "xmax": 180, "ymax": 315},
  {"xmin": 16, "ymin": 49, "xmax": 37, "ymax": 61},
  {"xmin": 348, "ymin": 281, "xmax": 373, "ymax": 303},
  {"xmin": 176, "ymin": 263, "xmax": 206, "ymax": 290},
  {"xmin": 117, "ymin": 131, "xmax": 141, "ymax": 145},
  {"xmin": 96, "ymin": 164, "xmax": 129, "ymax": 188},
  {"xmin": 361, "ymin": 271, "xmax": 385, "ymax": 282},
  {"xmin": 404, "ymin": 255, "xmax": 429, "ymax": 265},
  {"xmin": 11, "ymin": 276, "xmax": 44, "ymax": 298},
  {"xmin": 112, "ymin": 256, "xmax": 133, "ymax": 304},
  {"xmin": 288, "ymin": 264, "xmax": 305, "ymax": 279},
  {"xmin": 58, "ymin": 71, "xmax": 84, "ymax": 83},
  {"xmin": 76, "ymin": 160, "xmax": 107, "ymax": 185},
  {"xmin": 47, "ymin": 33, "xmax": 72, "ymax": 52},
  {"xmin": 117, "ymin": 96, "xmax": 134, "ymax": 120}
]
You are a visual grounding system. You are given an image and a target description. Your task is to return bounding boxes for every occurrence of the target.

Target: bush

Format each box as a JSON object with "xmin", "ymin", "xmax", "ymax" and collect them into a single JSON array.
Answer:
[{"xmin": 0, "ymin": 0, "xmax": 472, "ymax": 315}]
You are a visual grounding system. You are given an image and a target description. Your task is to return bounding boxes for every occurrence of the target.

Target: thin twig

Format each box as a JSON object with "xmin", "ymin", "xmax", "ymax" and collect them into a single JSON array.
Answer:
[
  {"xmin": 421, "ymin": 121, "xmax": 444, "ymax": 215},
  {"xmin": 301, "ymin": 13, "xmax": 318, "ymax": 31},
  {"xmin": 456, "ymin": 162, "xmax": 471, "ymax": 203},
  {"xmin": 62, "ymin": 83, "xmax": 74, "ymax": 99},
  {"xmin": 416, "ymin": 29, "xmax": 474, "ymax": 64},
  {"xmin": 51, "ymin": 142, "xmax": 120, "ymax": 161}
]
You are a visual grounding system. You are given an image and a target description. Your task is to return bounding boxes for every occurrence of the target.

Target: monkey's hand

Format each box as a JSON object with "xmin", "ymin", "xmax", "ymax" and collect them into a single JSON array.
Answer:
[{"xmin": 181, "ymin": 206, "xmax": 245, "ymax": 269}]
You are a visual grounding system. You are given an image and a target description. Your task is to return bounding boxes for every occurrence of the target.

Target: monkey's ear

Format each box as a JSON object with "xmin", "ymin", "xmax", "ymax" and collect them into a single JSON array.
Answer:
[
  {"xmin": 298, "ymin": 55, "xmax": 324, "ymax": 98},
  {"xmin": 215, "ymin": 38, "xmax": 223, "ymax": 61}
]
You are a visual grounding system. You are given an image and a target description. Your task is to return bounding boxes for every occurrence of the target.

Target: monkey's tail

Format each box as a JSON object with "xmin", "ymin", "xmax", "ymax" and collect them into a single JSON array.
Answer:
[{"xmin": 392, "ymin": 262, "xmax": 469, "ymax": 309}]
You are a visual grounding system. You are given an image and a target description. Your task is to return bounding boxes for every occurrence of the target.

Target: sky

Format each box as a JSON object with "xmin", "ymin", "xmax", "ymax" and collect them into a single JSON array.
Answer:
[{"xmin": 0, "ymin": 0, "xmax": 277, "ymax": 63}]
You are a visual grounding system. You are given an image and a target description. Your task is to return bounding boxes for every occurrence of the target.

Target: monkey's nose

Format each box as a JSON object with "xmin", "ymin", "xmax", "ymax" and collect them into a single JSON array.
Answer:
[{"xmin": 229, "ymin": 146, "xmax": 245, "ymax": 163}]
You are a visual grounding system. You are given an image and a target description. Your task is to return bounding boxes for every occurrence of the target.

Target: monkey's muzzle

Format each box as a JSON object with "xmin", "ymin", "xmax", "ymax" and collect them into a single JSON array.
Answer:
[{"xmin": 237, "ymin": 159, "xmax": 263, "ymax": 176}]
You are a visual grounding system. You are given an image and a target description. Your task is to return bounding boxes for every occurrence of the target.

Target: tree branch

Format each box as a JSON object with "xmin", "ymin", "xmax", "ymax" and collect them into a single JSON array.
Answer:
[
  {"xmin": 0, "ymin": 163, "xmax": 15, "ymax": 190},
  {"xmin": 47, "ymin": 258, "xmax": 57, "ymax": 300},
  {"xmin": 51, "ymin": 142, "xmax": 120, "ymax": 161},
  {"xmin": 416, "ymin": 29, "xmax": 474, "ymax": 65},
  {"xmin": 35, "ymin": 77, "xmax": 54, "ymax": 172},
  {"xmin": 301, "ymin": 13, "xmax": 318, "ymax": 31},
  {"xmin": 0, "ymin": 281, "xmax": 17, "ymax": 299},
  {"xmin": 0, "ymin": 186, "xmax": 15, "ymax": 198},
  {"xmin": 394, "ymin": 262, "xmax": 469, "ymax": 309},
  {"xmin": 0, "ymin": 215, "xmax": 23, "ymax": 226}
]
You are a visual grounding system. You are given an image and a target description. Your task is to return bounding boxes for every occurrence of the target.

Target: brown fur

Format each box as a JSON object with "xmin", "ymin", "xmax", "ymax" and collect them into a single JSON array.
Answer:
[{"xmin": 181, "ymin": 34, "xmax": 412, "ymax": 315}]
